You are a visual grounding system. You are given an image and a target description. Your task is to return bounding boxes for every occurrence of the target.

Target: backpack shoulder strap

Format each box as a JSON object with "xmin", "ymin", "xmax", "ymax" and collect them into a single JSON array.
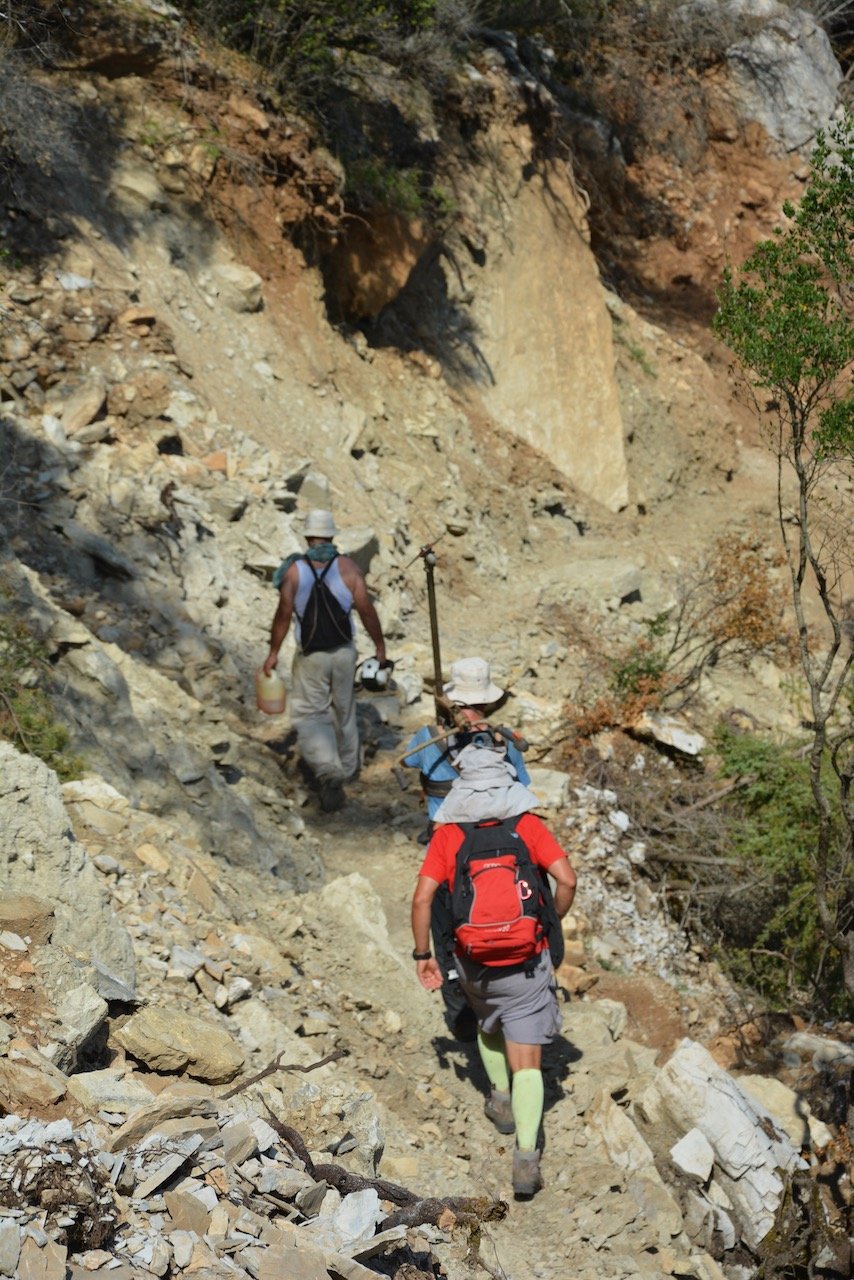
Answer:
[
  {"xmin": 456, "ymin": 817, "xmax": 522, "ymax": 862},
  {"xmin": 302, "ymin": 555, "xmax": 337, "ymax": 583}
]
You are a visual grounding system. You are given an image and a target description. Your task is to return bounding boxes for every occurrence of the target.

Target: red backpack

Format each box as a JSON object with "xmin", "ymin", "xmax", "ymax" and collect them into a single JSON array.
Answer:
[{"xmin": 449, "ymin": 818, "xmax": 551, "ymax": 967}]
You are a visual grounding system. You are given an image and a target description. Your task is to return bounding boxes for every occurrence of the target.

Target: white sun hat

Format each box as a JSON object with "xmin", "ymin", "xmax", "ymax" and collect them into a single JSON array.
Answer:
[
  {"xmin": 303, "ymin": 509, "xmax": 337, "ymax": 539},
  {"xmin": 442, "ymin": 657, "xmax": 504, "ymax": 706}
]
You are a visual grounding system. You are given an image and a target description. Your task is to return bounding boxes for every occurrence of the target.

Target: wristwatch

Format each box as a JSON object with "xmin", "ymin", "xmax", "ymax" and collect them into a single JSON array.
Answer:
[{"xmin": 412, "ymin": 949, "xmax": 432, "ymax": 961}]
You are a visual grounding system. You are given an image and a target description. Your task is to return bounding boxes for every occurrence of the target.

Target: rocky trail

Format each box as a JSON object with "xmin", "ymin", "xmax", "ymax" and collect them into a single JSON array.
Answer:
[
  {"xmin": 1, "ymin": 674, "xmax": 851, "ymax": 1280},
  {"xmin": 1, "ymin": 1, "xmax": 853, "ymax": 1278}
]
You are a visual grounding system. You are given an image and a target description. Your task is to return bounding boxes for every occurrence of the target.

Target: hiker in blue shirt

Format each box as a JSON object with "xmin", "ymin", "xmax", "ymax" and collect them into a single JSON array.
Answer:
[
  {"xmin": 402, "ymin": 657, "xmax": 530, "ymax": 822},
  {"xmin": 402, "ymin": 657, "xmax": 531, "ymax": 1041}
]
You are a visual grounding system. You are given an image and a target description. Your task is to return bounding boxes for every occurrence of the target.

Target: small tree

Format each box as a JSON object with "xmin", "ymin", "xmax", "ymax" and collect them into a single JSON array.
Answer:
[{"xmin": 714, "ymin": 112, "xmax": 854, "ymax": 1002}]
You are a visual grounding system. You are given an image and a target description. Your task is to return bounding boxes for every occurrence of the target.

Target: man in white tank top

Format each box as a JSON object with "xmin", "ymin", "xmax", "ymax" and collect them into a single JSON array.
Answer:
[{"xmin": 262, "ymin": 509, "xmax": 387, "ymax": 812}]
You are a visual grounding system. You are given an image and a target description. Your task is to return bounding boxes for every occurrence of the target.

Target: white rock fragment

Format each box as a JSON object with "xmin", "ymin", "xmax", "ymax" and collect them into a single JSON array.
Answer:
[
  {"xmin": 640, "ymin": 1039, "xmax": 804, "ymax": 1249},
  {"xmin": 670, "ymin": 1128, "xmax": 715, "ymax": 1182}
]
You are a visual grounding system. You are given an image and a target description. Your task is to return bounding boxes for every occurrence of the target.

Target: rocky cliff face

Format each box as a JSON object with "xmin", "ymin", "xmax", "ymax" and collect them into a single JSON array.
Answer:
[{"xmin": 0, "ymin": 4, "xmax": 851, "ymax": 1280}]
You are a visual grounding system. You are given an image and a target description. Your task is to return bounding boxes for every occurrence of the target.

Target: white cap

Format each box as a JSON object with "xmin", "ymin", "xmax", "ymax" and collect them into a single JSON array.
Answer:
[
  {"xmin": 443, "ymin": 657, "xmax": 504, "ymax": 706},
  {"xmin": 303, "ymin": 509, "xmax": 337, "ymax": 539}
]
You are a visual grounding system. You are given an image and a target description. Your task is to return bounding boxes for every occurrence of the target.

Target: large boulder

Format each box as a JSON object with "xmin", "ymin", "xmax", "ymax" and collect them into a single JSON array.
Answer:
[
  {"xmin": 472, "ymin": 156, "xmax": 628, "ymax": 512},
  {"xmin": 0, "ymin": 744, "xmax": 136, "ymax": 994},
  {"xmin": 638, "ymin": 1038, "xmax": 805, "ymax": 1249},
  {"xmin": 685, "ymin": 0, "xmax": 841, "ymax": 151},
  {"xmin": 112, "ymin": 1007, "xmax": 245, "ymax": 1083}
]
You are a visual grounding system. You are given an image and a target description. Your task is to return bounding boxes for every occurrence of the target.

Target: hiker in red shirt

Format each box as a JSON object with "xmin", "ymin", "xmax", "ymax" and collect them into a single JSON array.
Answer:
[{"xmin": 410, "ymin": 744, "xmax": 576, "ymax": 1197}]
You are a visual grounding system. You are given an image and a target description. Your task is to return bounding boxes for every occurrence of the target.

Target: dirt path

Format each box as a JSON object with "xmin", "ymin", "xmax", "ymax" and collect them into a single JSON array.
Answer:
[{"xmin": 305, "ymin": 745, "xmax": 617, "ymax": 1280}]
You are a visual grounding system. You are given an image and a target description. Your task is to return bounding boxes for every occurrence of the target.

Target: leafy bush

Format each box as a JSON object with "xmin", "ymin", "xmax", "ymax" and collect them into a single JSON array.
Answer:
[
  {"xmin": 345, "ymin": 158, "xmax": 426, "ymax": 214},
  {"xmin": 0, "ymin": 614, "xmax": 83, "ymax": 780},
  {"xmin": 715, "ymin": 115, "xmax": 854, "ymax": 1002},
  {"xmin": 177, "ymin": 1, "xmax": 473, "ymax": 104},
  {"xmin": 710, "ymin": 725, "xmax": 851, "ymax": 1016}
]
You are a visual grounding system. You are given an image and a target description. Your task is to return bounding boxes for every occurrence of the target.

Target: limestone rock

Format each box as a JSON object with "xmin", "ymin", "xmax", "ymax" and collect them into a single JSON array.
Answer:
[
  {"xmin": 109, "ymin": 1093, "xmax": 218, "ymax": 1151},
  {"xmin": 337, "ymin": 527, "xmax": 379, "ymax": 575},
  {"xmin": 59, "ymin": 374, "xmax": 106, "ymax": 435},
  {"xmin": 56, "ymin": 521, "xmax": 136, "ymax": 581},
  {"xmin": 67, "ymin": 1068, "xmax": 157, "ymax": 1115},
  {"xmin": 782, "ymin": 1030, "xmax": 854, "ymax": 1069},
  {"xmin": 540, "ymin": 557, "xmax": 643, "ymax": 608},
  {"xmin": 717, "ymin": 0, "xmax": 841, "ymax": 152},
  {"xmin": 212, "ymin": 264, "xmax": 263, "ymax": 313},
  {"xmin": 639, "ymin": 1038, "xmax": 804, "ymax": 1249},
  {"xmin": 466, "ymin": 160, "xmax": 628, "ymax": 511},
  {"xmin": 586, "ymin": 1090, "xmax": 658, "ymax": 1176},
  {"xmin": 0, "ymin": 1221, "xmax": 21, "ymax": 1278},
  {"xmin": 113, "ymin": 166, "xmax": 167, "ymax": 211},
  {"xmin": 49, "ymin": 982, "xmax": 109, "ymax": 1073},
  {"xmin": 0, "ymin": 894, "xmax": 55, "ymax": 945},
  {"xmin": 633, "ymin": 712, "xmax": 706, "ymax": 756},
  {"xmin": 737, "ymin": 1073, "xmax": 833, "ymax": 1152},
  {"xmin": 527, "ymin": 765, "xmax": 572, "ymax": 809},
  {"xmin": 112, "ymin": 1007, "xmax": 244, "ymax": 1082},
  {"xmin": 670, "ymin": 1128, "xmax": 716, "ymax": 1182},
  {"xmin": 0, "ymin": 745, "xmax": 136, "ymax": 993},
  {"xmin": 317, "ymin": 875, "xmax": 403, "ymax": 970},
  {"xmin": 17, "ymin": 1235, "xmax": 67, "ymax": 1280},
  {"xmin": 0, "ymin": 1056, "xmax": 68, "ymax": 1109}
]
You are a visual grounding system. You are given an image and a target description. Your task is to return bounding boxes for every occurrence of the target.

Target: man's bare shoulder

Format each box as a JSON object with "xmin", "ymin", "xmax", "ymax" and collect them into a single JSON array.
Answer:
[
  {"xmin": 280, "ymin": 560, "xmax": 302, "ymax": 590},
  {"xmin": 336, "ymin": 555, "xmax": 365, "ymax": 584}
]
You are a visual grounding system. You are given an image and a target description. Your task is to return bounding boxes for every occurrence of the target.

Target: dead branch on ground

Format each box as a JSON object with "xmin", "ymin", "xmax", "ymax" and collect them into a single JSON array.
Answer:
[{"xmin": 221, "ymin": 1048, "xmax": 347, "ymax": 1099}]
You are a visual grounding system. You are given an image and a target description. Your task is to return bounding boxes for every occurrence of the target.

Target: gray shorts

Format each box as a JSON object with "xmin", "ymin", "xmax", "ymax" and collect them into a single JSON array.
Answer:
[{"xmin": 455, "ymin": 950, "xmax": 562, "ymax": 1045}]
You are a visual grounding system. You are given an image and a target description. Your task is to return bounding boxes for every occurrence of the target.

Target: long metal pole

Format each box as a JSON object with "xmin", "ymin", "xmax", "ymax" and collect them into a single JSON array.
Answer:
[{"xmin": 423, "ymin": 549, "xmax": 446, "ymax": 723}]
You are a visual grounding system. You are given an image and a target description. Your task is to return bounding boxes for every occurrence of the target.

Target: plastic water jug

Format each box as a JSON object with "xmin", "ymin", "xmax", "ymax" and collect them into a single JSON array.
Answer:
[{"xmin": 255, "ymin": 669, "xmax": 286, "ymax": 715}]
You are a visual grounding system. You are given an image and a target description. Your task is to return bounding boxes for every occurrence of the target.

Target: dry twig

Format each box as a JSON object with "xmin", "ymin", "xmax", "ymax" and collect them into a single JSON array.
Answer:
[{"xmin": 220, "ymin": 1048, "xmax": 346, "ymax": 1099}]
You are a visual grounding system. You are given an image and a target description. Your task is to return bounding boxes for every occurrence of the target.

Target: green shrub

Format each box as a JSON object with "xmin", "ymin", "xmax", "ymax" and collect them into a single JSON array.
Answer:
[
  {"xmin": 345, "ymin": 158, "xmax": 426, "ymax": 214},
  {"xmin": 711, "ymin": 725, "xmax": 851, "ymax": 1016},
  {"xmin": 0, "ymin": 615, "xmax": 84, "ymax": 781},
  {"xmin": 176, "ymin": 1, "xmax": 467, "ymax": 103}
]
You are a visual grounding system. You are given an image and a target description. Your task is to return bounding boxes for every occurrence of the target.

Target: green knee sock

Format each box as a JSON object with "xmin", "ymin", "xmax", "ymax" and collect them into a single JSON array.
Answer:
[
  {"xmin": 477, "ymin": 1031, "xmax": 510, "ymax": 1094},
  {"xmin": 511, "ymin": 1069, "xmax": 544, "ymax": 1151}
]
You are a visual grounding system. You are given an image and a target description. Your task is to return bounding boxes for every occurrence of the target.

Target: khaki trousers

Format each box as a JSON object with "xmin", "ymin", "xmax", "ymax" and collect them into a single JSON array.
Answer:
[{"xmin": 290, "ymin": 643, "xmax": 359, "ymax": 783}]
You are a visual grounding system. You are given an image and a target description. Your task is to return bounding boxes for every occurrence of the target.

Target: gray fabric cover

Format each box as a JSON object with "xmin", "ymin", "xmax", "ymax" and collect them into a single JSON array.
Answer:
[{"xmin": 433, "ymin": 745, "xmax": 540, "ymax": 825}]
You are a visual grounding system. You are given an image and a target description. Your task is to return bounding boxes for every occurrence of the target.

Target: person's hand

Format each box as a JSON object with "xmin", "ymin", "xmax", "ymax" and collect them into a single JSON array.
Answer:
[
  {"xmin": 262, "ymin": 654, "xmax": 277, "ymax": 677},
  {"xmin": 416, "ymin": 958, "xmax": 443, "ymax": 991}
]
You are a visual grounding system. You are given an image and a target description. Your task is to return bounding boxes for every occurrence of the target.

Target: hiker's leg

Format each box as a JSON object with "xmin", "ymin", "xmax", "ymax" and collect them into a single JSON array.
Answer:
[
  {"xmin": 291, "ymin": 651, "xmax": 342, "ymax": 781},
  {"xmin": 477, "ymin": 1029, "xmax": 510, "ymax": 1094},
  {"xmin": 504, "ymin": 1042, "xmax": 542, "ymax": 1073},
  {"xmin": 505, "ymin": 1042, "xmax": 544, "ymax": 1152},
  {"xmin": 328, "ymin": 644, "xmax": 359, "ymax": 779}
]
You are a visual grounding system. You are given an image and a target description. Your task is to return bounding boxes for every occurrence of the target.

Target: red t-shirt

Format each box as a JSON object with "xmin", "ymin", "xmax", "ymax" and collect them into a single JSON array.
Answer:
[{"xmin": 418, "ymin": 813, "xmax": 567, "ymax": 889}]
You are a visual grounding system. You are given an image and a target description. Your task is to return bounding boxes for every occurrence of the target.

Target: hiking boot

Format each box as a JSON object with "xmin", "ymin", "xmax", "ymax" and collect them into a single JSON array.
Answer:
[
  {"xmin": 484, "ymin": 1090, "xmax": 515, "ymax": 1135},
  {"xmin": 318, "ymin": 778, "xmax": 346, "ymax": 812},
  {"xmin": 512, "ymin": 1149, "xmax": 543, "ymax": 1197}
]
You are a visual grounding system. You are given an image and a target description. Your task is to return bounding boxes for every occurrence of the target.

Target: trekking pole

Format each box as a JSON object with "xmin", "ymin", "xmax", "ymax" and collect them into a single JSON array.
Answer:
[{"xmin": 420, "ymin": 543, "xmax": 448, "ymax": 724}]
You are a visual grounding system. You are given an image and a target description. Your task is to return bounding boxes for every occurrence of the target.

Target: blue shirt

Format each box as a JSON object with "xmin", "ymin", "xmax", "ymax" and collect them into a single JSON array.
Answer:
[{"xmin": 402, "ymin": 725, "xmax": 530, "ymax": 819}]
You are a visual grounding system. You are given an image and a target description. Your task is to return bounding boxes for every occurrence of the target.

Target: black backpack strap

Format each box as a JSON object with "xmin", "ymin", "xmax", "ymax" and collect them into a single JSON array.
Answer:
[
  {"xmin": 454, "ymin": 817, "xmax": 523, "ymax": 870},
  {"xmin": 303, "ymin": 555, "xmax": 337, "ymax": 584},
  {"xmin": 295, "ymin": 556, "xmax": 337, "ymax": 626}
]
